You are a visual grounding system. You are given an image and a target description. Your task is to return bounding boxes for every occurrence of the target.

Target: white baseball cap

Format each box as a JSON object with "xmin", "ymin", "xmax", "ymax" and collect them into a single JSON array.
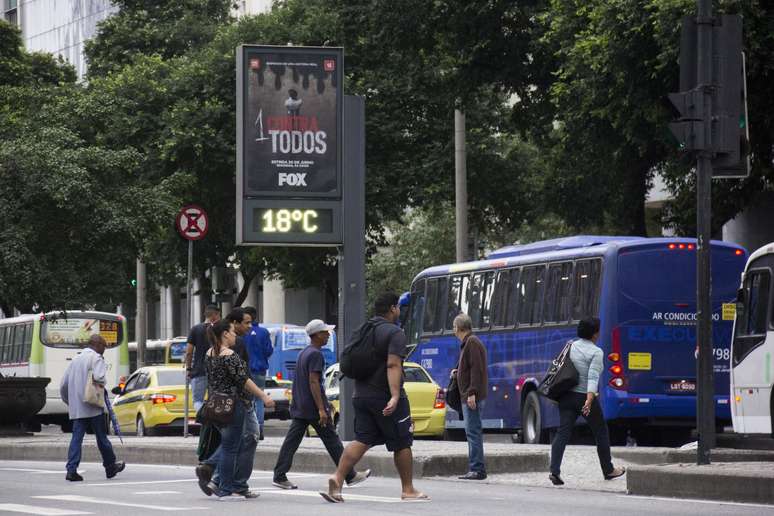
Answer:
[{"xmin": 305, "ymin": 319, "xmax": 335, "ymax": 336}]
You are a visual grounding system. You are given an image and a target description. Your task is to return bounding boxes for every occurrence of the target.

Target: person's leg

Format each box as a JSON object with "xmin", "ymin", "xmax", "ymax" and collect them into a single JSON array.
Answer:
[
  {"xmin": 191, "ymin": 376, "xmax": 207, "ymax": 412},
  {"xmin": 462, "ymin": 400, "xmax": 486, "ymax": 474},
  {"xmin": 393, "ymin": 446, "xmax": 423, "ymax": 497},
  {"xmin": 91, "ymin": 415, "xmax": 117, "ymax": 469},
  {"xmin": 252, "ymin": 374, "xmax": 266, "ymax": 438},
  {"xmin": 549, "ymin": 393, "xmax": 583, "ymax": 477},
  {"xmin": 311, "ymin": 420, "xmax": 357, "ymax": 483},
  {"xmin": 215, "ymin": 404, "xmax": 246, "ymax": 495},
  {"xmin": 584, "ymin": 397, "xmax": 614, "ymax": 476},
  {"xmin": 233, "ymin": 407, "xmax": 260, "ymax": 492},
  {"xmin": 273, "ymin": 418, "xmax": 309, "ymax": 482},
  {"xmin": 329, "ymin": 441, "xmax": 370, "ymax": 494},
  {"xmin": 66, "ymin": 419, "xmax": 87, "ymax": 474}
]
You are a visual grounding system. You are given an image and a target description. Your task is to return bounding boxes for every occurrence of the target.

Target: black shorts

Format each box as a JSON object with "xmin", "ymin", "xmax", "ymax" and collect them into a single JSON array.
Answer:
[{"xmin": 353, "ymin": 396, "xmax": 413, "ymax": 452}]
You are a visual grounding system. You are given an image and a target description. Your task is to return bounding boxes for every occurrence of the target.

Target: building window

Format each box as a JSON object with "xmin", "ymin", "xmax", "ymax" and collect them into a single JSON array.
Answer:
[{"xmin": 4, "ymin": 0, "xmax": 18, "ymax": 26}]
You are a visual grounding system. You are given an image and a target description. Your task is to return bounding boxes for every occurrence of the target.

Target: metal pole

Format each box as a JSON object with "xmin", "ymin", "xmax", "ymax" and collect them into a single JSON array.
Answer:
[
  {"xmin": 184, "ymin": 240, "xmax": 193, "ymax": 438},
  {"xmin": 136, "ymin": 259, "xmax": 147, "ymax": 369},
  {"xmin": 454, "ymin": 109, "xmax": 468, "ymax": 262},
  {"xmin": 338, "ymin": 95, "xmax": 366, "ymax": 441},
  {"xmin": 696, "ymin": 0, "xmax": 715, "ymax": 465}
]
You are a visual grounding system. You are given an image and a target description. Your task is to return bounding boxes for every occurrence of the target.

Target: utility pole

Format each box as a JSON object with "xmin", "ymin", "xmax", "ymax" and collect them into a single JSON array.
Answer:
[
  {"xmin": 455, "ymin": 109, "xmax": 468, "ymax": 262},
  {"xmin": 135, "ymin": 258, "xmax": 147, "ymax": 369}
]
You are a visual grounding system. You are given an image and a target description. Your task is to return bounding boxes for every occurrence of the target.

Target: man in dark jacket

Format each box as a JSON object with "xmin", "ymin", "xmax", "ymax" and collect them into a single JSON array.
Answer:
[
  {"xmin": 243, "ymin": 306, "xmax": 272, "ymax": 440},
  {"xmin": 452, "ymin": 312, "xmax": 489, "ymax": 480}
]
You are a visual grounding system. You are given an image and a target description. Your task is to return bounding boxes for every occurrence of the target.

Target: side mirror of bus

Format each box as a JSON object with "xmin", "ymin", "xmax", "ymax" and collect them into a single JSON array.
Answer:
[{"xmin": 111, "ymin": 386, "xmax": 123, "ymax": 395}]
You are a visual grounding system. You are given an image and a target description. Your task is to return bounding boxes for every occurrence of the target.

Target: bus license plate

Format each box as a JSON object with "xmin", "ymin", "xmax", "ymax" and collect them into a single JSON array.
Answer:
[{"xmin": 668, "ymin": 381, "xmax": 695, "ymax": 392}]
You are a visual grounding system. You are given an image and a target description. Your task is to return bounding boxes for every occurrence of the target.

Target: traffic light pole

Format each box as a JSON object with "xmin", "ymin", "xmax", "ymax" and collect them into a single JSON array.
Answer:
[{"xmin": 695, "ymin": 0, "xmax": 715, "ymax": 465}]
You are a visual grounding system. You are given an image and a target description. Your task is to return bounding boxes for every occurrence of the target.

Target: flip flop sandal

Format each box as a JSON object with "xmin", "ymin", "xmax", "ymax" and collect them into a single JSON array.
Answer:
[
  {"xmin": 401, "ymin": 492, "xmax": 430, "ymax": 501},
  {"xmin": 319, "ymin": 478, "xmax": 344, "ymax": 503}
]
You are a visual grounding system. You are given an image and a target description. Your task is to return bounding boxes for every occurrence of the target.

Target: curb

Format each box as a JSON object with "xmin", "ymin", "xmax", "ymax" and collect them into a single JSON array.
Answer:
[
  {"xmin": 613, "ymin": 447, "xmax": 774, "ymax": 465},
  {"xmin": 627, "ymin": 463, "xmax": 774, "ymax": 505},
  {"xmin": 0, "ymin": 441, "xmax": 548, "ymax": 478}
]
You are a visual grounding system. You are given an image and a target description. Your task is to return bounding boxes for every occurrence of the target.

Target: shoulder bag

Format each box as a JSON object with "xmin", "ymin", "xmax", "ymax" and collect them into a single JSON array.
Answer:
[
  {"xmin": 537, "ymin": 340, "xmax": 579, "ymax": 402},
  {"xmin": 446, "ymin": 374, "xmax": 462, "ymax": 413},
  {"xmin": 83, "ymin": 357, "xmax": 105, "ymax": 408},
  {"xmin": 200, "ymin": 391, "xmax": 236, "ymax": 426}
]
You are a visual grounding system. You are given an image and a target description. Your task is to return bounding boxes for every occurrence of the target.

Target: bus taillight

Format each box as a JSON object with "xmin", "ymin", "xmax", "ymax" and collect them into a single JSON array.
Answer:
[{"xmin": 608, "ymin": 327, "xmax": 626, "ymax": 390}]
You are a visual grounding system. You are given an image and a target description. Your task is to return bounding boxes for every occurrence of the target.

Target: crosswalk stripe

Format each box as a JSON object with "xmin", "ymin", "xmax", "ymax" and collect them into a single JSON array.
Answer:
[
  {"xmin": 133, "ymin": 491, "xmax": 182, "ymax": 495},
  {"xmin": 0, "ymin": 504, "xmax": 92, "ymax": 515},
  {"xmin": 32, "ymin": 495, "xmax": 207, "ymax": 511},
  {"xmin": 77, "ymin": 478, "xmax": 199, "ymax": 487},
  {"xmin": 254, "ymin": 488, "xmax": 402, "ymax": 503},
  {"xmin": 0, "ymin": 468, "xmax": 73, "ymax": 474}
]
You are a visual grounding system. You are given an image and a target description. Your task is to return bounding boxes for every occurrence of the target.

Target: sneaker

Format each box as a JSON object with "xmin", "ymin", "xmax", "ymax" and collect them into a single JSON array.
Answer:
[
  {"xmin": 196, "ymin": 464, "xmax": 214, "ymax": 496},
  {"xmin": 272, "ymin": 479, "xmax": 298, "ymax": 490},
  {"xmin": 548, "ymin": 473, "xmax": 564, "ymax": 486},
  {"xmin": 346, "ymin": 469, "xmax": 371, "ymax": 487},
  {"xmin": 105, "ymin": 461, "xmax": 125, "ymax": 479},
  {"xmin": 458, "ymin": 471, "xmax": 487, "ymax": 480},
  {"xmin": 235, "ymin": 489, "xmax": 260, "ymax": 499},
  {"xmin": 65, "ymin": 471, "xmax": 83, "ymax": 482}
]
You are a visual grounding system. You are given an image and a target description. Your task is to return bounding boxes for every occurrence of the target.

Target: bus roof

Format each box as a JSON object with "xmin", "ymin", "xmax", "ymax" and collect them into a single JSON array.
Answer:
[
  {"xmin": 413, "ymin": 235, "xmax": 745, "ymax": 282},
  {"xmin": 0, "ymin": 310, "xmax": 124, "ymax": 325}
]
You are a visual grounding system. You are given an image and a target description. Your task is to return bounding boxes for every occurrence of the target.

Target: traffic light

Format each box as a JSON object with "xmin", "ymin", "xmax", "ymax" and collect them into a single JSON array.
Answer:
[{"xmin": 130, "ymin": 278, "xmax": 137, "ymax": 288}]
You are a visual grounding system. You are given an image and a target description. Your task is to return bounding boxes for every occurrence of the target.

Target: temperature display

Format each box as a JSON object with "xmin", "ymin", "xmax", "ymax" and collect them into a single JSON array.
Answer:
[{"xmin": 254, "ymin": 208, "xmax": 333, "ymax": 234}]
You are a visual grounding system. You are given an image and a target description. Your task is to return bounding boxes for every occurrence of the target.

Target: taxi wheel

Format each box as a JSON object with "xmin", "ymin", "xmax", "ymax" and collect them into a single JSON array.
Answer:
[{"xmin": 136, "ymin": 416, "xmax": 153, "ymax": 437}]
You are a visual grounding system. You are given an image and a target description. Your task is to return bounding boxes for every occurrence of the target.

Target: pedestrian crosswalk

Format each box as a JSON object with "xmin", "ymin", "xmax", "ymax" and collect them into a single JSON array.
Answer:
[
  {"xmin": 0, "ymin": 504, "xmax": 91, "ymax": 515},
  {"xmin": 33, "ymin": 495, "xmax": 208, "ymax": 511}
]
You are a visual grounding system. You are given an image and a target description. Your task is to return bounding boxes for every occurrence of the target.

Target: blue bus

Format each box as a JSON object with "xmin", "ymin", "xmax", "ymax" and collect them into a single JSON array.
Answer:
[
  {"xmin": 264, "ymin": 323, "xmax": 337, "ymax": 381},
  {"xmin": 404, "ymin": 236, "xmax": 747, "ymax": 444}
]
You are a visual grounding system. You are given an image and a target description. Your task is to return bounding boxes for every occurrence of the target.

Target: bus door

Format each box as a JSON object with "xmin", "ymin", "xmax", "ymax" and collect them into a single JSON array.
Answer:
[{"xmin": 614, "ymin": 245, "xmax": 745, "ymax": 420}]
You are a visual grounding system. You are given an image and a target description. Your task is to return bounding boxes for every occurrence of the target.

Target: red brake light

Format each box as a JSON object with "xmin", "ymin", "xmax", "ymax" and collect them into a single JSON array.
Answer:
[
  {"xmin": 607, "ymin": 352, "xmax": 620, "ymax": 363},
  {"xmin": 678, "ymin": 243, "xmax": 686, "ymax": 249},
  {"xmin": 668, "ymin": 244, "xmax": 676, "ymax": 250},
  {"xmin": 276, "ymin": 372, "xmax": 282, "ymax": 380},
  {"xmin": 434, "ymin": 388, "xmax": 446, "ymax": 409},
  {"xmin": 735, "ymin": 249, "xmax": 743, "ymax": 256},
  {"xmin": 609, "ymin": 364, "xmax": 623, "ymax": 375},
  {"xmin": 687, "ymin": 244, "xmax": 694, "ymax": 250},
  {"xmin": 150, "ymin": 394, "xmax": 176, "ymax": 404}
]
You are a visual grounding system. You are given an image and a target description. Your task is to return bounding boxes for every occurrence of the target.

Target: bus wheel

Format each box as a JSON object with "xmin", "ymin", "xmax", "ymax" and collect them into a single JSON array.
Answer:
[{"xmin": 521, "ymin": 392, "xmax": 544, "ymax": 444}]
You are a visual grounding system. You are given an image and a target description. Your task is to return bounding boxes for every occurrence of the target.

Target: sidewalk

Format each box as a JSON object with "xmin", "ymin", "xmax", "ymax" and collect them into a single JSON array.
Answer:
[{"xmin": 0, "ymin": 433, "xmax": 548, "ymax": 478}]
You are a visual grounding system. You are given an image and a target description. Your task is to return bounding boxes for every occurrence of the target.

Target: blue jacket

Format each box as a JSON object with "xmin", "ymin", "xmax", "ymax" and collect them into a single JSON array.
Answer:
[{"xmin": 246, "ymin": 322, "xmax": 273, "ymax": 375}]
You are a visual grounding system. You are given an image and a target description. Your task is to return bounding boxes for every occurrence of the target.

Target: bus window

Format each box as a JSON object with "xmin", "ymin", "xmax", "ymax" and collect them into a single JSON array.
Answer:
[
  {"xmin": 459, "ymin": 275, "xmax": 471, "ymax": 316},
  {"xmin": 506, "ymin": 268, "xmax": 522, "ymax": 326},
  {"xmin": 518, "ymin": 265, "xmax": 545, "ymax": 326},
  {"xmin": 734, "ymin": 269, "xmax": 771, "ymax": 363},
  {"xmin": 475, "ymin": 271, "xmax": 496, "ymax": 329},
  {"xmin": 544, "ymin": 262, "xmax": 573, "ymax": 324},
  {"xmin": 14, "ymin": 324, "xmax": 27, "ymax": 362},
  {"xmin": 469, "ymin": 272, "xmax": 485, "ymax": 327},
  {"xmin": 407, "ymin": 280, "xmax": 425, "ymax": 346},
  {"xmin": 423, "ymin": 278, "xmax": 441, "ymax": 334},
  {"xmin": 491, "ymin": 269, "xmax": 511, "ymax": 327},
  {"xmin": 572, "ymin": 259, "xmax": 602, "ymax": 320},
  {"xmin": 445, "ymin": 275, "xmax": 463, "ymax": 330}
]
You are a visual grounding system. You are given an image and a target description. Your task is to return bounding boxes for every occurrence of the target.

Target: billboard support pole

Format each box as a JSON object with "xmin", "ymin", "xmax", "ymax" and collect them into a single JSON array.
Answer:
[{"xmin": 338, "ymin": 95, "xmax": 366, "ymax": 441}]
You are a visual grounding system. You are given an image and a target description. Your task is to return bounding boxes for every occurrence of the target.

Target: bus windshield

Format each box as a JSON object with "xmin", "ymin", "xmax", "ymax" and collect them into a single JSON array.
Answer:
[{"xmin": 40, "ymin": 314, "xmax": 123, "ymax": 349}]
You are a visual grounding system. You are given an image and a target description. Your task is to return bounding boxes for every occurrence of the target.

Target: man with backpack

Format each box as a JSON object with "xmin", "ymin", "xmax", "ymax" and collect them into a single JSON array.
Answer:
[{"xmin": 321, "ymin": 292, "xmax": 427, "ymax": 503}]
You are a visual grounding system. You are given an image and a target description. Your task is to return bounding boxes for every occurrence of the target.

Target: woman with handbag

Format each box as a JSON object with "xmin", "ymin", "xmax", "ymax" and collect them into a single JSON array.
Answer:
[
  {"xmin": 203, "ymin": 319, "xmax": 274, "ymax": 498},
  {"xmin": 549, "ymin": 317, "xmax": 625, "ymax": 486}
]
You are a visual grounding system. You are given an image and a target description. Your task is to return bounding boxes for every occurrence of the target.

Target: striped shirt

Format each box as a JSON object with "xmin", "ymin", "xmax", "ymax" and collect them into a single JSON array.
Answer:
[{"xmin": 569, "ymin": 338, "xmax": 604, "ymax": 394}]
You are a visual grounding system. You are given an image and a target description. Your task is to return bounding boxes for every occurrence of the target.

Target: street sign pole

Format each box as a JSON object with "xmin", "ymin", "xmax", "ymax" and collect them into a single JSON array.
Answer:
[
  {"xmin": 696, "ymin": 0, "xmax": 715, "ymax": 465},
  {"xmin": 176, "ymin": 204, "xmax": 209, "ymax": 439},
  {"xmin": 184, "ymin": 239, "xmax": 193, "ymax": 438}
]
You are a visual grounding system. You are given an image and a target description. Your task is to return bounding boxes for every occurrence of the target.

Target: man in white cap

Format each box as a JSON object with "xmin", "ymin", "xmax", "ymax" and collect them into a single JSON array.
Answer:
[{"xmin": 272, "ymin": 319, "xmax": 371, "ymax": 489}]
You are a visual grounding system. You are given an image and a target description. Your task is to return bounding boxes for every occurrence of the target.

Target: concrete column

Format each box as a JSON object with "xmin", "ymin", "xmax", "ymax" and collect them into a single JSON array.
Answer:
[{"xmin": 262, "ymin": 278, "xmax": 285, "ymax": 324}]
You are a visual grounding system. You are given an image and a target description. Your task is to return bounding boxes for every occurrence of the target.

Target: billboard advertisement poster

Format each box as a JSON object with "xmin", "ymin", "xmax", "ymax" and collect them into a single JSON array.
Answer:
[{"xmin": 241, "ymin": 46, "xmax": 342, "ymax": 198}]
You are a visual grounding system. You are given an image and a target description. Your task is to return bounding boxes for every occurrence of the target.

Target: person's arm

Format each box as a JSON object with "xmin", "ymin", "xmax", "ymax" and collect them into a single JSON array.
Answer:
[
  {"xmin": 262, "ymin": 330, "xmax": 273, "ymax": 359},
  {"xmin": 383, "ymin": 353, "xmax": 403, "ymax": 416},
  {"xmin": 184, "ymin": 326, "xmax": 197, "ymax": 377},
  {"xmin": 466, "ymin": 342, "xmax": 485, "ymax": 410},
  {"xmin": 59, "ymin": 365, "xmax": 70, "ymax": 405},
  {"xmin": 92, "ymin": 354, "xmax": 107, "ymax": 385},
  {"xmin": 244, "ymin": 378, "xmax": 275, "ymax": 408},
  {"xmin": 309, "ymin": 371, "xmax": 329, "ymax": 426},
  {"xmin": 582, "ymin": 348, "xmax": 604, "ymax": 416}
]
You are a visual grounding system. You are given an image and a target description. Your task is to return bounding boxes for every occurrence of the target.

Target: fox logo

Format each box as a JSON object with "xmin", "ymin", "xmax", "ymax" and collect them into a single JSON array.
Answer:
[{"xmin": 278, "ymin": 173, "xmax": 307, "ymax": 186}]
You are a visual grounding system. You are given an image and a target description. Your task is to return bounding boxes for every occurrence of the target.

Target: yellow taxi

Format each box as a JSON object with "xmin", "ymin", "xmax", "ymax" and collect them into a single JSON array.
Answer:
[
  {"xmin": 111, "ymin": 365, "xmax": 195, "ymax": 436},
  {"xmin": 311, "ymin": 362, "xmax": 447, "ymax": 438}
]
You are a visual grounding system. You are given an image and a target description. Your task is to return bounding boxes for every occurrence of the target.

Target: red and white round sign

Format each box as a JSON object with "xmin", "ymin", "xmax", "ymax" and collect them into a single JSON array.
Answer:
[{"xmin": 176, "ymin": 205, "xmax": 209, "ymax": 241}]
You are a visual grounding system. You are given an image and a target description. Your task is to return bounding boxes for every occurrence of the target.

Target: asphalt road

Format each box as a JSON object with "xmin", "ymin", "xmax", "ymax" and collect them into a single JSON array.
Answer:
[{"xmin": 0, "ymin": 460, "xmax": 771, "ymax": 516}]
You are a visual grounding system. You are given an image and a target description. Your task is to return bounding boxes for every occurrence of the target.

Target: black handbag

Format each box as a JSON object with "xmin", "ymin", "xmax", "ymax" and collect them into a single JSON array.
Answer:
[
  {"xmin": 446, "ymin": 375, "xmax": 462, "ymax": 413},
  {"xmin": 200, "ymin": 391, "xmax": 237, "ymax": 426},
  {"xmin": 537, "ymin": 340, "xmax": 579, "ymax": 402}
]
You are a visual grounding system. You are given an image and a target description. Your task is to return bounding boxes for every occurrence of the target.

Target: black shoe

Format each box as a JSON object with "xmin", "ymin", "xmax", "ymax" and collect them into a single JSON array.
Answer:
[
  {"xmin": 458, "ymin": 471, "xmax": 487, "ymax": 480},
  {"xmin": 196, "ymin": 464, "xmax": 214, "ymax": 496},
  {"xmin": 66, "ymin": 471, "xmax": 83, "ymax": 482},
  {"xmin": 549, "ymin": 473, "xmax": 564, "ymax": 486},
  {"xmin": 235, "ymin": 489, "xmax": 260, "ymax": 499},
  {"xmin": 106, "ymin": 461, "xmax": 125, "ymax": 479}
]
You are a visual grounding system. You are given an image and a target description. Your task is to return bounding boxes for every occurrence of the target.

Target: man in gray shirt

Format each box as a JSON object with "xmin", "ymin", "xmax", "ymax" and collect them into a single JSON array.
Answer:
[{"xmin": 60, "ymin": 334, "xmax": 125, "ymax": 481}]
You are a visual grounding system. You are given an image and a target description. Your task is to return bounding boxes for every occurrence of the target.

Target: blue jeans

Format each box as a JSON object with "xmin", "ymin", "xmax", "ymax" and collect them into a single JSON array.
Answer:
[
  {"xmin": 462, "ymin": 399, "xmax": 486, "ymax": 474},
  {"xmin": 66, "ymin": 415, "xmax": 116, "ymax": 474},
  {"xmin": 251, "ymin": 373, "xmax": 266, "ymax": 432},
  {"xmin": 213, "ymin": 403, "xmax": 259, "ymax": 494},
  {"xmin": 191, "ymin": 376, "xmax": 208, "ymax": 411}
]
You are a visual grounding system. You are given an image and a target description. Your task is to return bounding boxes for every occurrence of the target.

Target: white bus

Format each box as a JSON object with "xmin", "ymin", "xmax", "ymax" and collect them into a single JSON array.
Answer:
[
  {"xmin": 731, "ymin": 242, "xmax": 774, "ymax": 436},
  {"xmin": 0, "ymin": 311, "xmax": 129, "ymax": 431},
  {"xmin": 128, "ymin": 337, "xmax": 187, "ymax": 372}
]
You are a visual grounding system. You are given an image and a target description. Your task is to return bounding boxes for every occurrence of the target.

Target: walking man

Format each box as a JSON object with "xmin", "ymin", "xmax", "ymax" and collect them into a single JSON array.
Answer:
[
  {"xmin": 60, "ymin": 334, "xmax": 125, "ymax": 481},
  {"xmin": 321, "ymin": 292, "xmax": 427, "ymax": 502},
  {"xmin": 273, "ymin": 319, "xmax": 370, "ymax": 490},
  {"xmin": 185, "ymin": 304, "xmax": 220, "ymax": 411},
  {"xmin": 452, "ymin": 313, "xmax": 489, "ymax": 480},
  {"xmin": 243, "ymin": 306, "xmax": 272, "ymax": 440}
]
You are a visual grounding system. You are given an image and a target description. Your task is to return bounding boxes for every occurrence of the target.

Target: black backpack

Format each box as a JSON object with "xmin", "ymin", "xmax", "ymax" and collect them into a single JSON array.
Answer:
[
  {"xmin": 537, "ymin": 340, "xmax": 579, "ymax": 402},
  {"xmin": 340, "ymin": 319, "xmax": 389, "ymax": 380}
]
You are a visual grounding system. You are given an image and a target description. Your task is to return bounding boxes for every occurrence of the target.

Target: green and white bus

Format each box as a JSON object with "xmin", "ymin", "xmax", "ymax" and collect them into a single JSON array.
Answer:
[{"xmin": 0, "ymin": 311, "xmax": 129, "ymax": 431}]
